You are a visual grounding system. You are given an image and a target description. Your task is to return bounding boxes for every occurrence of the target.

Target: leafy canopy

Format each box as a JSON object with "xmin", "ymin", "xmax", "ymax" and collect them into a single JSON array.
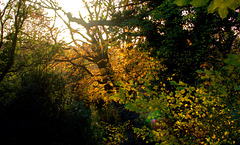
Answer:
[{"xmin": 174, "ymin": 0, "xmax": 240, "ymax": 19}]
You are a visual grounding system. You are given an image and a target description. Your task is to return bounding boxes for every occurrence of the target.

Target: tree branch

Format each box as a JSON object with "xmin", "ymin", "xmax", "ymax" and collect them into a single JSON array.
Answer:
[
  {"xmin": 54, "ymin": 58, "xmax": 94, "ymax": 77},
  {"xmin": 67, "ymin": 13, "xmax": 116, "ymax": 28}
]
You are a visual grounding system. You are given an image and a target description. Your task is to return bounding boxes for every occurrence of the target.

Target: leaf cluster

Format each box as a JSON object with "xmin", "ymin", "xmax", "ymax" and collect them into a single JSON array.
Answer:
[{"xmin": 174, "ymin": 0, "xmax": 240, "ymax": 19}]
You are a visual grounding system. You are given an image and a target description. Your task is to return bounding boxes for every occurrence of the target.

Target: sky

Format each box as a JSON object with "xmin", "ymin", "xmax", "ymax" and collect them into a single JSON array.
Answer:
[
  {"xmin": 48, "ymin": 0, "xmax": 89, "ymax": 43},
  {"xmin": 57, "ymin": 0, "xmax": 87, "ymax": 17},
  {"xmin": 0, "ymin": 0, "xmax": 99, "ymax": 44}
]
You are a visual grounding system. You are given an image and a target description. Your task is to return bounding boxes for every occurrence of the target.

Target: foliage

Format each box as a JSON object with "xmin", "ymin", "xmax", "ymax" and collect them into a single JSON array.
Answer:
[
  {"xmin": 0, "ymin": 1, "xmax": 96, "ymax": 144},
  {"xmin": 58, "ymin": 0, "xmax": 239, "ymax": 144},
  {"xmin": 0, "ymin": 0, "xmax": 64, "ymax": 82},
  {"xmin": 1, "ymin": 0, "xmax": 239, "ymax": 144},
  {"xmin": 0, "ymin": 0, "xmax": 32, "ymax": 81},
  {"xmin": 174, "ymin": 0, "xmax": 240, "ymax": 19},
  {"xmin": 112, "ymin": 53, "xmax": 240, "ymax": 144},
  {"xmin": 0, "ymin": 68, "xmax": 95, "ymax": 145},
  {"xmin": 116, "ymin": 0, "xmax": 239, "ymax": 85}
]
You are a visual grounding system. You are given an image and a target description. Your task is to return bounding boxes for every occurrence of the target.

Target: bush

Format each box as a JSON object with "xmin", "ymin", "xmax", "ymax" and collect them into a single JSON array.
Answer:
[
  {"xmin": 111, "ymin": 53, "xmax": 240, "ymax": 144},
  {"xmin": 0, "ymin": 68, "xmax": 95, "ymax": 145}
]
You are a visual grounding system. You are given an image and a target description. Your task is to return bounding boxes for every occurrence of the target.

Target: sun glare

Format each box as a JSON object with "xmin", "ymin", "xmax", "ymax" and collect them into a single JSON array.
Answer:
[
  {"xmin": 57, "ymin": 0, "xmax": 87, "ymax": 17},
  {"xmin": 48, "ymin": 0, "xmax": 89, "ymax": 43}
]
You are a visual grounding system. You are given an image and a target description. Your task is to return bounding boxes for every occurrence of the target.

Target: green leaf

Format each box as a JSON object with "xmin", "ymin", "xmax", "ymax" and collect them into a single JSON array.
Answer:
[
  {"xmin": 174, "ymin": 0, "xmax": 191, "ymax": 6},
  {"xmin": 116, "ymin": 81, "xmax": 122, "ymax": 86},
  {"xmin": 129, "ymin": 80, "xmax": 134, "ymax": 85},
  {"xmin": 234, "ymin": 86, "xmax": 240, "ymax": 91},
  {"xmin": 212, "ymin": 0, "xmax": 225, "ymax": 9},
  {"xmin": 196, "ymin": 70, "xmax": 205, "ymax": 73},
  {"xmin": 228, "ymin": 0, "xmax": 240, "ymax": 10},
  {"xmin": 149, "ymin": 133, "xmax": 154, "ymax": 137},
  {"xmin": 144, "ymin": 82, "xmax": 149, "ymax": 87},
  {"xmin": 208, "ymin": 0, "xmax": 239, "ymax": 18},
  {"xmin": 177, "ymin": 86, "xmax": 185, "ymax": 90},
  {"xmin": 208, "ymin": 0, "xmax": 224, "ymax": 13},
  {"xmin": 170, "ymin": 80, "xmax": 178, "ymax": 85},
  {"xmin": 179, "ymin": 81, "xmax": 185, "ymax": 86},
  {"xmin": 146, "ymin": 73, "xmax": 152, "ymax": 79},
  {"xmin": 190, "ymin": 0, "xmax": 209, "ymax": 7},
  {"xmin": 208, "ymin": 1, "xmax": 217, "ymax": 13},
  {"xmin": 218, "ymin": 4, "xmax": 229, "ymax": 19}
]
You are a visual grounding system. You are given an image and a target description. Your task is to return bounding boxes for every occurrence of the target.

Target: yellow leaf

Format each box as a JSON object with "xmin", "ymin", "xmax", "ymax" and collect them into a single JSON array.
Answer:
[{"xmin": 212, "ymin": 134, "xmax": 216, "ymax": 139}]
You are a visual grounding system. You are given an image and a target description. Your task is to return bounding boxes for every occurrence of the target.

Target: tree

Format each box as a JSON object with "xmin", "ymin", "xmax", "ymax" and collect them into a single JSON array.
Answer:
[
  {"xmin": 0, "ymin": 0, "xmax": 31, "ymax": 82},
  {"xmin": 0, "ymin": 0, "xmax": 64, "ymax": 82},
  {"xmin": 19, "ymin": 7, "xmax": 64, "ymax": 71},
  {"xmin": 43, "ymin": 0, "xmax": 149, "ymax": 93},
  {"xmin": 109, "ymin": 0, "xmax": 240, "ymax": 144},
  {"xmin": 52, "ymin": 0, "xmax": 118, "ymax": 91},
  {"xmin": 0, "ymin": 2, "xmax": 96, "ymax": 143},
  {"xmin": 21, "ymin": 0, "xmax": 239, "ymax": 144},
  {"xmin": 109, "ymin": 0, "xmax": 239, "ymax": 85}
]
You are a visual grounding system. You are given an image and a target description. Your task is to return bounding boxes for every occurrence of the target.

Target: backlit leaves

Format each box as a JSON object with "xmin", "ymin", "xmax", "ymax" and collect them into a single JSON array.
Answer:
[
  {"xmin": 174, "ymin": 0, "xmax": 240, "ymax": 19},
  {"xmin": 111, "ymin": 53, "xmax": 240, "ymax": 144}
]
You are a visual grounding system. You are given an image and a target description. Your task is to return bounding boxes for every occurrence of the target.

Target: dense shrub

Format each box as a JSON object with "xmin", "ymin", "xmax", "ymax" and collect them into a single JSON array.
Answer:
[
  {"xmin": 112, "ymin": 53, "xmax": 240, "ymax": 144},
  {"xmin": 0, "ymin": 68, "xmax": 95, "ymax": 145}
]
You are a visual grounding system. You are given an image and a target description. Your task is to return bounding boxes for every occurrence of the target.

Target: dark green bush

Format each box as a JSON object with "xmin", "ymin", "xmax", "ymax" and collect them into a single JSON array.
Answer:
[{"xmin": 0, "ymin": 68, "xmax": 95, "ymax": 145}]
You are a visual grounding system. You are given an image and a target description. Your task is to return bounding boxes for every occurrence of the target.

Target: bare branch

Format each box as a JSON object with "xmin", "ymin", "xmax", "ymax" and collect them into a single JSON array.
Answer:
[
  {"xmin": 0, "ymin": 0, "xmax": 13, "ymax": 19},
  {"xmin": 67, "ymin": 13, "xmax": 115, "ymax": 28},
  {"xmin": 82, "ymin": 0, "xmax": 93, "ymax": 21}
]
